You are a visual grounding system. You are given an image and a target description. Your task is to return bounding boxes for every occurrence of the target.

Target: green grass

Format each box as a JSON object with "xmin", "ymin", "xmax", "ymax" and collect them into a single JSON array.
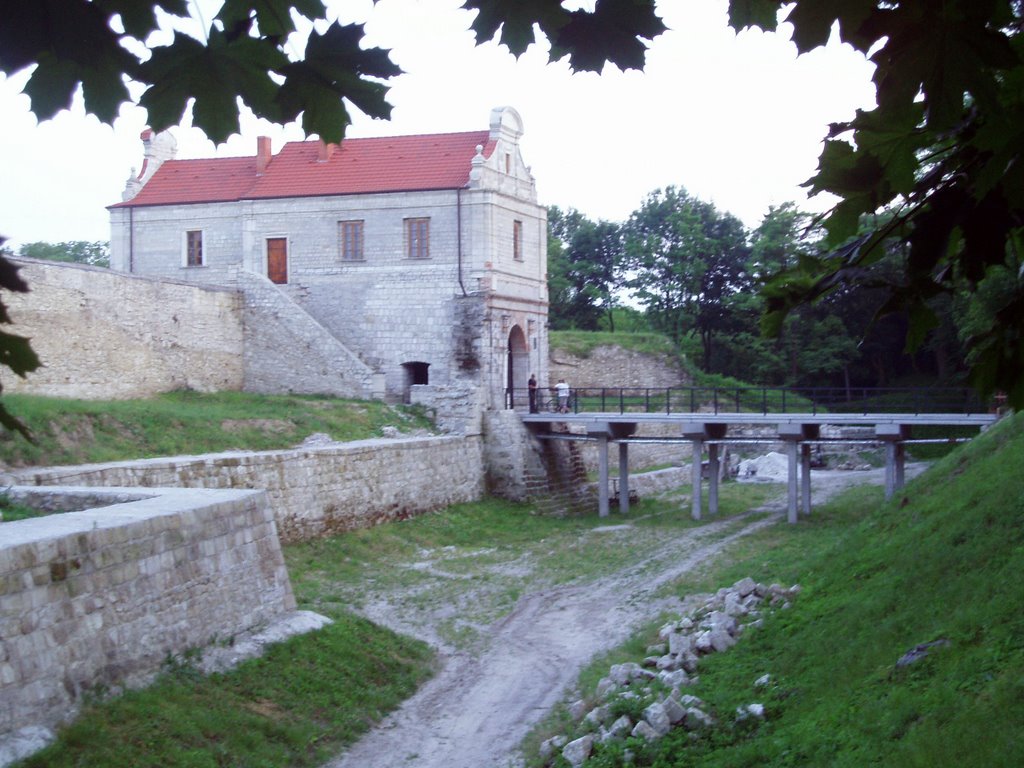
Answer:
[
  {"xmin": 17, "ymin": 610, "xmax": 435, "ymax": 768},
  {"xmin": 0, "ymin": 493, "xmax": 47, "ymax": 521},
  {"xmin": 0, "ymin": 391, "xmax": 433, "ymax": 468},
  {"xmin": 524, "ymin": 412, "xmax": 1024, "ymax": 767}
]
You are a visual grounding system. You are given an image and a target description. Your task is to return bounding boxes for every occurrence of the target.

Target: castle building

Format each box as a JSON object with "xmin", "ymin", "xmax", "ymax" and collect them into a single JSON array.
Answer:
[{"xmin": 108, "ymin": 107, "xmax": 549, "ymax": 417}]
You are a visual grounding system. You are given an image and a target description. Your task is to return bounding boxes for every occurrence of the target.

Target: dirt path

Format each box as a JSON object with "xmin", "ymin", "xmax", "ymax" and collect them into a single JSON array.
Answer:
[{"xmin": 326, "ymin": 466, "xmax": 922, "ymax": 768}]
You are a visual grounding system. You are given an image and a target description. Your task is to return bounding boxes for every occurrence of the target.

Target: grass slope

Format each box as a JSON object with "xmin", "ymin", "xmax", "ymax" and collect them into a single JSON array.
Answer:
[
  {"xmin": 17, "ymin": 610, "xmax": 435, "ymax": 768},
  {"xmin": 550, "ymin": 413, "xmax": 1024, "ymax": 767},
  {"xmin": 0, "ymin": 391, "xmax": 432, "ymax": 468}
]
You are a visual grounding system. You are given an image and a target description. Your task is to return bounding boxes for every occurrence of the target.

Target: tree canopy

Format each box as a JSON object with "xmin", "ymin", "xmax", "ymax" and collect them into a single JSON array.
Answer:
[
  {"xmin": 740, "ymin": 0, "xmax": 1024, "ymax": 406},
  {"xmin": 16, "ymin": 241, "xmax": 111, "ymax": 268}
]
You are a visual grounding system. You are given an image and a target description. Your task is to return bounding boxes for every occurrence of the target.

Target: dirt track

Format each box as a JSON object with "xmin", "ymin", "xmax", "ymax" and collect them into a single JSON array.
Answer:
[{"xmin": 326, "ymin": 466, "xmax": 918, "ymax": 768}]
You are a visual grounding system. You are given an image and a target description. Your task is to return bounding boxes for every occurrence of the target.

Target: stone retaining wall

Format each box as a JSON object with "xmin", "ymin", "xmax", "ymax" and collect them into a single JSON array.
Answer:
[
  {"xmin": 3, "ymin": 435, "xmax": 486, "ymax": 543},
  {"xmin": 549, "ymin": 345, "xmax": 690, "ymax": 390},
  {"xmin": 0, "ymin": 487, "xmax": 295, "ymax": 741}
]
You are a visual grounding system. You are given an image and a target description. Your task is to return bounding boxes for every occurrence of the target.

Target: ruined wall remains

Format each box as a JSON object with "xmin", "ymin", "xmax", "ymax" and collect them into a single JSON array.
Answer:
[
  {"xmin": 3, "ymin": 435, "xmax": 486, "ymax": 544},
  {"xmin": 548, "ymin": 344, "xmax": 690, "ymax": 390},
  {"xmin": 0, "ymin": 487, "xmax": 295, "ymax": 740},
  {"xmin": 4, "ymin": 258, "xmax": 244, "ymax": 399}
]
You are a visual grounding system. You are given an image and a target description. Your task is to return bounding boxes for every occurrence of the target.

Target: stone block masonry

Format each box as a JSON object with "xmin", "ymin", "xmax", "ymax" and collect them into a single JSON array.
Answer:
[
  {"xmin": 4, "ymin": 258, "xmax": 244, "ymax": 399},
  {"xmin": 4, "ymin": 435, "xmax": 486, "ymax": 544},
  {"xmin": 235, "ymin": 269, "xmax": 375, "ymax": 399},
  {"xmin": 0, "ymin": 486, "xmax": 295, "ymax": 744}
]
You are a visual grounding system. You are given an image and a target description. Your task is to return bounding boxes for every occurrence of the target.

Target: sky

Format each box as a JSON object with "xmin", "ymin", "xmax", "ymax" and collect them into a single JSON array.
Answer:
[{"xmin": 0, "ymin": 0, "xmax": 877, "ymax": 250}]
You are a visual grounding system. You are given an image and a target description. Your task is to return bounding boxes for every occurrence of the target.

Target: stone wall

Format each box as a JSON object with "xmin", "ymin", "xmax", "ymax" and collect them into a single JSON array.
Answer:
[
  {"xmin": 549, "ymin": 344, "xmax": 690, "ymax": 390},
  {"xmin": 0, "ymin": 486, "xmax": 295, "ymax": 740},
  {"xmin": 4, "ymin": 258, "xmax": 244, "ymax": 399},
  {"xmin": 481, "ymin": 409, "xmax": 549, "ymax": 500},
  {"xmin": 556, "ymin": 421, "xmax": 692, "ymax": 474},
  {"xmin": 3, "ymin": 435, "xmax": 486, "ymax": 544}
]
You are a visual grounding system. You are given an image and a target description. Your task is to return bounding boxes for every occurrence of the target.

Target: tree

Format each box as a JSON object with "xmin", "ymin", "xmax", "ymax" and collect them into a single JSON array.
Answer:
[
  {"xmin": 741, "ymin": 0, "xmax": 1024, "ymax": 406},
  {"xmin": 0, "ymin": 239, "xmax": 41, "ymax": 438},
  {"xmin": 18, "ymin": 241, "xmax": 110, "ymax": 268},
  {"xmin": 6, "ymin": 0, "xmax": 1022, "ymax": 402},
  {"xmin": 546, "ymin": 207, "xmax": 624, "ymax": 330},
  {"xmin": 624, "ymin": 187, "xmax": 749, "ymax": 370}
]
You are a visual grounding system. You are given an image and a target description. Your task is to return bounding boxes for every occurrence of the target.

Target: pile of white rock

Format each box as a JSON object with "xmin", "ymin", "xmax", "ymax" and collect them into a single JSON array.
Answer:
[{"xmin": 538, "ymin": 577, "xmax": 800, "ymax": 767}]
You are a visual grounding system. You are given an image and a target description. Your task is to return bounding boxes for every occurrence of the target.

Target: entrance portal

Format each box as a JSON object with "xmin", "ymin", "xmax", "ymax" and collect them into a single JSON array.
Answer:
[{"xmin": 506, "ymin": 325, "xmax": 529, "ymax": 408}]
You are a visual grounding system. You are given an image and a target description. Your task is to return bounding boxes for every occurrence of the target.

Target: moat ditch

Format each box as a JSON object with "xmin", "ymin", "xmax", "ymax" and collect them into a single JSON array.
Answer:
[{"xmin": 297, "ymin": 465, "xmax": 923, "ymax": 768}]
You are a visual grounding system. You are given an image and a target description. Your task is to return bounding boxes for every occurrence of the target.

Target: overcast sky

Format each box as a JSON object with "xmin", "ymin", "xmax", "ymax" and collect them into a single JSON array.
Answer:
[{"xmin": 0, "ymin": 0, "xmax": 877, "ymax": 250}]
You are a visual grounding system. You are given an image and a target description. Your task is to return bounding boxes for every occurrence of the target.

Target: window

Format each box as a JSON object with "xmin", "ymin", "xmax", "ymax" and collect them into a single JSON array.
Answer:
[
  {"xmin": 406, "ymin": 218, "xmax": 430, "ymax": 259},
  {"xmin": 340, "ymin": 220, "xmax": 364, "ymax": 261},
  {"xmin": 513, "ymin": 220, "xmax": 523, "ymax": 261},
  {"xmin": 185, "ymin": 230, "xmax": 203, "ymax": 267}
]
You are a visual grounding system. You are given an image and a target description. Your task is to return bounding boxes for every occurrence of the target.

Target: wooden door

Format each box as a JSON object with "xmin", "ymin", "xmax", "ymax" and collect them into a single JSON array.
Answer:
[{"xmin": 267, "ymin": 238, "xmax": 288, "ymax": 284}]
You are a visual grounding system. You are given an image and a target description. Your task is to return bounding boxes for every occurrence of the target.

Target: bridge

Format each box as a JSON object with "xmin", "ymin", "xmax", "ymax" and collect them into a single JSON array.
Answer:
[{"xmin": 512, "ymin": 386, "xmax": 1001, "ymax": 523}]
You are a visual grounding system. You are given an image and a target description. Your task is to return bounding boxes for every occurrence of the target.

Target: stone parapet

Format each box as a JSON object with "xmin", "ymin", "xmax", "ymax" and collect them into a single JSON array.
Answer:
[
  {"xmin": 3, "ymin": 435, "xmax": 486, "ymax": 544},
  {"xmin": 0, "ymin": 487, "xmax": 294, "ymax": 744}
]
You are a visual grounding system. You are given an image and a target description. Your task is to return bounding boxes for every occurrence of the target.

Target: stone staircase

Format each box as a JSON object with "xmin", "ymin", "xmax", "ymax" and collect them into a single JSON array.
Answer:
[{"xmin": 234, "ymin": 269, "xmax": 383, "ymax": 399}]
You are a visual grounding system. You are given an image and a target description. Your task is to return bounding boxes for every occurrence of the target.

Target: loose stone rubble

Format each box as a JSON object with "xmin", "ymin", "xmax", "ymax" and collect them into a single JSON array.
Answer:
[{"xmin": 538, "ymin": 577, "xmax": 800, "ymax": 767}]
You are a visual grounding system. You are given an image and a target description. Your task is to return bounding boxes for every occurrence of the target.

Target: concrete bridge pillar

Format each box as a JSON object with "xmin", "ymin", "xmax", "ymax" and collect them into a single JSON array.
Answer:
[
  {"xmin": 778, "ymin": 423, "xmax": 819, "ymax": 523},
  {"xmin": 618, "ymin": 442, "xmax": 630, "ymax": 515},
  {"xmin": 682, "ymin": 423, "xmax": 727, "ymax": 520},
  {"xmin": 586, "ymin": 422, "xmax": 636, "ymax": 517},
  {"xmin": 877, "ymin": 424, "xmax": 911, "ymax": 500}
]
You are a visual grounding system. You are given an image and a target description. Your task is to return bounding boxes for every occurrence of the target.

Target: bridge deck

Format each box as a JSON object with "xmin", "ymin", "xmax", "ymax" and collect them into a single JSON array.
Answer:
[
  {"xmin": 517, "ymin": 407, "xmax": 1000, "ymax": 525},
  {"xmin": 520, "ymin": 411, "xmax": 997, "ymax": 428}
]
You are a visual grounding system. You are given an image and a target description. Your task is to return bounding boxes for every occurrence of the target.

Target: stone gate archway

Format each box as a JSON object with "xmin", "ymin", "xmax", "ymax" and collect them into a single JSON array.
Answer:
[{"xmin": 507, "ymin": 325, "xmax": 529, "ymax": 408}]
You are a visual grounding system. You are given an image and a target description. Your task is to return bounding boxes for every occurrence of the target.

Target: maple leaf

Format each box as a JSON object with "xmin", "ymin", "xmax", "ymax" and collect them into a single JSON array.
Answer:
[
  {"xmin": 139, "ymin": 30, "xmax": 289, "ymax": 142},
  {"xmin": 728, "ymin": 0, "xmax": 783, "ymax": 31},
  {"xmin": 463, "ymin": 0, "xmax": 570, "ymax": 56},
  {"xmin": 277, "ymin": 23, "xmax": 399, "ymax": 143},
  {"xmin": 552, "ymin": 0, "xmax": 666, "ymax": 72}
]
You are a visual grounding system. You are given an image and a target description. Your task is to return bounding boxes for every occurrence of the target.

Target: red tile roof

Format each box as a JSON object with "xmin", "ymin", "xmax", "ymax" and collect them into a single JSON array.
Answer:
[{"xmin": 113, "ymin": 130, "xmax": 495, "ymax": 208}]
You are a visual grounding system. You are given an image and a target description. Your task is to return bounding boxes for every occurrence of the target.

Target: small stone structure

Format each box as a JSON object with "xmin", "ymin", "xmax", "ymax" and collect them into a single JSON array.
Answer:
[
  {"xmin": 549, "ymin": 344, "xmax": 690, "ymax": 390},
  {"xmin": 0, "ymin": 486, "xmax": 297, "ymax": 759}
]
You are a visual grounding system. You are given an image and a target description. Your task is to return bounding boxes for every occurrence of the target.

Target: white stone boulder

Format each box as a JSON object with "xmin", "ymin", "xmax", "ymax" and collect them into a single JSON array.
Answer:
[{"xmin": 562, "ymin": 734, "xmax": 594, "ymax": 767}]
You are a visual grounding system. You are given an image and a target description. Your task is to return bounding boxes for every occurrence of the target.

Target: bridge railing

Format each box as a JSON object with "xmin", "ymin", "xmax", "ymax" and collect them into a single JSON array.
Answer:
[{"xmin": 513, "ymin": 386, "xmax": 990, "ymax": 416}]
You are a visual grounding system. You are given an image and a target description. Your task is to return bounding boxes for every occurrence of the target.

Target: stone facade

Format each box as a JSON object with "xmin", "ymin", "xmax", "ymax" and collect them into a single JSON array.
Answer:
[
  {"xmin": 108, "ymin": 107, "xmax": 549, "ymax": 410},
  {"xmin": 0, "ymin": 486, "xmax": 295, "ymax": 741},
  {"xmin": 3, "ymin": 259, "xmax": 244, "ymax": 399},
  {"xmin": 3, "ymin": 435, "xmax": 486, "ymax": 544}
]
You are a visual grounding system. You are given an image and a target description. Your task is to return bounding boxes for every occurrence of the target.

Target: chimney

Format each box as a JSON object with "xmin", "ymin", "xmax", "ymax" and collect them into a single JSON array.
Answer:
[
  {"xmin": 318, "ymin": 140, "xmax": 336, "ymax": 162},
  {"xmin": 256, "ymin": 136, "xmax": 272, "ymax": 175}
]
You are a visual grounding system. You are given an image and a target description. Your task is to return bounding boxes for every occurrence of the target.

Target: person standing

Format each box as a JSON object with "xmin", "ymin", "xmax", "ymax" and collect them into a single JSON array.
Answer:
[
  {"xmin": 528, "ymin": 374, "xmax": 538, "ymax": 413},
  {"xmin": 555, "ymin": 378, "xmax": 570, "ymax": 413}
]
